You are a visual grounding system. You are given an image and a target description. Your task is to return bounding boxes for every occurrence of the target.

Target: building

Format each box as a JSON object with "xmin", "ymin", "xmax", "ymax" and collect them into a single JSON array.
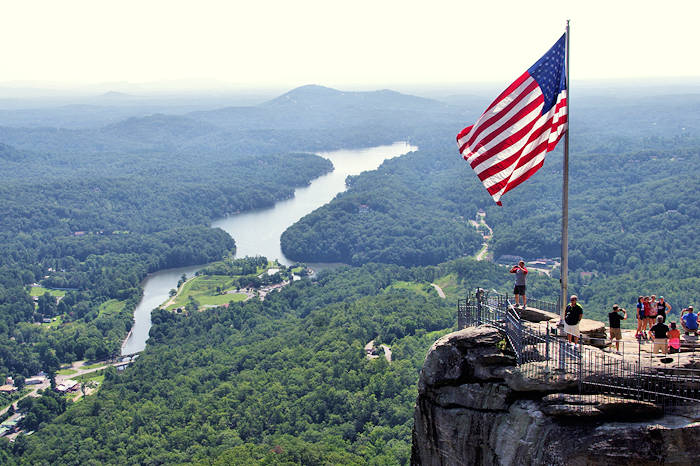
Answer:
[
  {"xmin": 0, "ymin": 384, "xmax": 17, "ymax": 394},
  {"xmin": 55, "ymin": 380, "xmax": 80, "ymax": 393},
  {"xmin": 497, "ymin": 254, "xmax": 524, "ymax": 264},
  {"xmin": 25, "ymin": 376, "xmax": 46, "ymax": 385}
]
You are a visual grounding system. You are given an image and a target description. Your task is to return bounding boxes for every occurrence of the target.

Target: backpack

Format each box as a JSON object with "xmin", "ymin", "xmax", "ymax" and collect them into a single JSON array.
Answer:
[{"xmin": 565, "ymin": 305, "xmax": 580, "ymax": 325}]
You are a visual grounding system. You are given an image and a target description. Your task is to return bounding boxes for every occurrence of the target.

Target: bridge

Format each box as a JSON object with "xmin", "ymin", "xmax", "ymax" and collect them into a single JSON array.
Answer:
[{"xmin": 458, "ymin": 289, "xmax": 700, "ymax": 410}]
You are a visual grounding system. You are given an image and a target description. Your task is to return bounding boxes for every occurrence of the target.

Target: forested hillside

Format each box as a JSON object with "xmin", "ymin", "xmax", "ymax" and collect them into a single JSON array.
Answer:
[
  {"xmin": 0, "ymin": 85, "xmax": 464, "ymax": 400},
  {"xmin": 280, "ymin": 92, "xmax": 700, "ymax": 321},
  {"xmin": 7, "ymin": 260, "xmax": 532, "ymax": 465},
  {"xmin": 3, "ymin": 84, "xmax": 700, "ymax": 463}
]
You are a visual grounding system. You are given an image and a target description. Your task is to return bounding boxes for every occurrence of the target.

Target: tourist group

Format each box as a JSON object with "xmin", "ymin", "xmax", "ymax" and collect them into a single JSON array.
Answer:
[{"xmin": 606, "ymin": 296, "xmax": 698, "ymax": 355}]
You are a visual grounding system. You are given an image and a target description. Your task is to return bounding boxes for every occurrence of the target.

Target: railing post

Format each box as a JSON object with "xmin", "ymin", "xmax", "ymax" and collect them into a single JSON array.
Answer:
[
  {"xmin": 476, "ymin": 288, "xmax": 483, "ymax": 326},
  {"xmin": 578, "ymin": 338, "xmax": 583, "ymax": 395},
  {"xmin": 516, "ymin": 311, "xmax": 523, "ymax": 364},
  {"xmin": 637, "ymin": 340, "xmax": 642, "ymax": 401},
  {"xmin": 558, "ymin": 338, "xmax": 566, "ymax": 375},
  {"xmin": 545, "ymin": 321, "xmax": 550, "ymax": 373},
  {"xmin": 457, "ymin": 287, "xmax": 700, "ymax": 408}
]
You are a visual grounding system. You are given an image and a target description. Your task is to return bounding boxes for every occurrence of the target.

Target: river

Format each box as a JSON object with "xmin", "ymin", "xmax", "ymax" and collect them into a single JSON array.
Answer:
[{"xmin": 121, "ymin": 142, "xmax": 417, "ymax": 355}]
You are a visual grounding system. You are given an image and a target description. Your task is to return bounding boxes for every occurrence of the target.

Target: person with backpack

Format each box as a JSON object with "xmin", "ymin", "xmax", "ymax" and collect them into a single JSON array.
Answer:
[{"xmin": 564, "ymin": 295, "xmax": 583, "ymax": 344}]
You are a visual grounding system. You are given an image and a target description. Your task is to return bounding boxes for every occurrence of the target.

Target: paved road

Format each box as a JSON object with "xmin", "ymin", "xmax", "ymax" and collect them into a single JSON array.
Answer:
[
  {"xmin": 431, "ymin": 284, "xmax": 446, "ymax": 299},
  {"xmin": 0, "ymin": 381, "xmax": 50, "ymax": 416},
  {"xmin": 472, "ymin": 212, "xmax": 493, "ymax": 261},
  {"xmin": 475, "ymin": 243, "xmax": 489, "ymax": 261}
]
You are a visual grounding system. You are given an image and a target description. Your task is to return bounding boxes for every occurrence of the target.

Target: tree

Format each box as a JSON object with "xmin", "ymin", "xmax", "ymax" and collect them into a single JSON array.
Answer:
[
  {"xmin": 14, "ymin": 375, "xmax": 25, "ymax": 390},
  {"xmin": 37, "ymin": 293, "xmax": 57, "ymax": 317},
  {"xmin": 186, "ymin": 296, "xmax": 200, "ymax": 312}
]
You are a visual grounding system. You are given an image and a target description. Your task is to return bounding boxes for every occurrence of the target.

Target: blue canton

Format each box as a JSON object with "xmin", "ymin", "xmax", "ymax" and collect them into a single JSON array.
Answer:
[{"xmin": 527, "ymin": 34, "xmax": 566, "ymax": 114}]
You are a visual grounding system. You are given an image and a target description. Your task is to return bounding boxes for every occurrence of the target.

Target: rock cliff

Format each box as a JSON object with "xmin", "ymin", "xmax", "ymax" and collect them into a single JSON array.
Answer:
[{"xmin": 411, "ymin": 326, "xmax": 699, "ymax": 465}]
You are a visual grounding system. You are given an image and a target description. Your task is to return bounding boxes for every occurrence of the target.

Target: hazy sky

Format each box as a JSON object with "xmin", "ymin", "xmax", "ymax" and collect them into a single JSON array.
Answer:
[{"xmin": 3, "ymin": 0, "xmax": 699, "ymax": 92}]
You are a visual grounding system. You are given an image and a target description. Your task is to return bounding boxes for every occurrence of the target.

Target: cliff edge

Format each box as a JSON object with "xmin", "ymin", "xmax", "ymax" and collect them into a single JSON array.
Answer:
[{"xmin": 411, "ymin": 326, "xmax": 700, "ymax": 465}]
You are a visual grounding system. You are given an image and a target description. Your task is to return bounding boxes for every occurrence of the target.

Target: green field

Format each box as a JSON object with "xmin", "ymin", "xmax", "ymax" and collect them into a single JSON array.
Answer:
[
  {"xmin": 384, "ymin": 281, "xmax": 435, "ymax": 297},
  {"xmin": 80, "ymin": 362, "xmax": 108, "ymax": 371},
  {"xmin": 57, "ymin": 367, "xmax": 77, "ymax": 376},
  {"xmin": 98, "ymin": 299, "xmax": 126, "ymax": 317},
  {"xmin": 165, "ymin": 275, "xmax": 248, "ymax": 311},
  {"xmin": 433, "ymin": 273, "xmax": 462, "ymax": 301},
  {"xmin": 41, "ymin": 315, "xmax": 64, "ymax": 328},
  {"xmin": 75, "ymin": 372, "xmax": 105, "ymax": 385},
  {"xmin": 28, "ymin": 286, "xmax": 66, "ymax": 298}
]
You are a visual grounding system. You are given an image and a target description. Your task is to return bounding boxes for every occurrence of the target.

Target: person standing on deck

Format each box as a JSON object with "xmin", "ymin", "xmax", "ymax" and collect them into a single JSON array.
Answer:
[
  {"xmin": 564, "ymin": 295, "xmax": 583, "ymax": 344},
  {"xmin": 657, "ymin": 296, "xmax": 671, "ymax": 323},
  {"xmin": 608, "ymin": 304, "xmax": 627, "ymax": 352},
  {"xmin": 510, "ymin": 261, "xmax": 528, "ymax": 309}
]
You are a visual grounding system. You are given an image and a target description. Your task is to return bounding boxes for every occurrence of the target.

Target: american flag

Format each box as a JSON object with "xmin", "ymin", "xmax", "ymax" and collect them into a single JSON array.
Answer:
[{"xmin": 457, "ymin": 34, "xmax": 568, "ymax": 205}]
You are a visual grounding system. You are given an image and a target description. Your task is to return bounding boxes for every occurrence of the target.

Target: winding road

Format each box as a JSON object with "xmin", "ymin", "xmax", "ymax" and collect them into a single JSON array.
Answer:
[{"xmin": 471, "ymin": 211, "xmax": 493, "ymax": 262}]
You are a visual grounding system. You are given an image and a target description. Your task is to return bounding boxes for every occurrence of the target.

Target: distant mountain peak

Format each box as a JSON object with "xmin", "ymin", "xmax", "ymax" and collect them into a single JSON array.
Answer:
[
  {"xmin": 262, "ymin": 84, "xmax": 440, "ymax": 110},
  {"xmin": 263, "ymin": 85, "xmax": 344, "ymax": 106}
]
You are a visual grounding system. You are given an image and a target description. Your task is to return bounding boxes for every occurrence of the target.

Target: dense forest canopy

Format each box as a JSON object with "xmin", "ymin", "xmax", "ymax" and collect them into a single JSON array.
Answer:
[
  {"xmin": 278, "ymin": 88, "xmax": 700, "ymax": 321},
  {"xmin": 8, "ymin": 262, "xmax": 504, "ymax": 464},
  {"xmin": 2, "ymin": 84, "xmax": 700, "ymax": 463}
]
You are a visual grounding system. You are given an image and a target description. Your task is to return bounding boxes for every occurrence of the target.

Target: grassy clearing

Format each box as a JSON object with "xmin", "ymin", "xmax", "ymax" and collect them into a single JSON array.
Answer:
[
  {"xmin": 195, "ymin": 293, "xmax": 248, "ymax": 307},
  {"xmin": 57, "ymin": 368, "xmax": 77, "ymax": 376},
  {"xmin": 165, "ymin": 275, "xmax": 247, "ymax": 310},
  {"xmin": 75, "ymin": 373, "xmax": 105, "ymax": 385},
  {"xmin": 255, "ymin": 260, "xmax": 280, "ymax": 275},
  {"xmin": 384, "ymin": 281, "xmax": 434, "ymax": 297},
  {"xmin": 28, "ymin": 286, "xmax": 66, "ymax": 298},
  {"xmin": 68, "ymin": 373, "xmax": 105, "ymax": 401},
  {"xmin": 98, "ymin": 299, "xmax": 126, "ymax": 317},
  {"xmin": 433, "ymin": 273, "xmax": 462, "ymax": 300},
  {"xmin": 81, "ymin": 362, "xmax": 108, "ymax": 371},
  {"xmin": 42, "ymin": 315, "xmax": 64, "ymax": 328}
]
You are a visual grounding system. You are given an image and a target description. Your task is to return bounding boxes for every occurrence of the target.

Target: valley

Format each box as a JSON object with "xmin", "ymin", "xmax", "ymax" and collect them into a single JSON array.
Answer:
[{"xmin": 1, "ymin": 83, "xmax": 699, "ymax": 464}]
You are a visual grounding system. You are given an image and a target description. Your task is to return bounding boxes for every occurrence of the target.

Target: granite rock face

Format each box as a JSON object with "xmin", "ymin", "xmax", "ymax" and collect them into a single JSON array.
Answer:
[{"xmin": 411, "ymin": 326, "xmax": 700, "ymax": 466}]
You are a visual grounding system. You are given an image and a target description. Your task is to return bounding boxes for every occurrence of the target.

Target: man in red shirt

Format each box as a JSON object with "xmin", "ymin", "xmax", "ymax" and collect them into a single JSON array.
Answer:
[{"xmin": 510, "ymin": 261, "xmax": 528, "ymax": 309}]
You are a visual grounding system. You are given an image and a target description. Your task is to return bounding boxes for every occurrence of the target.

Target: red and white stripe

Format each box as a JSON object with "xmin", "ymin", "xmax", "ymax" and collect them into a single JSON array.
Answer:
[{"xmin": 457, "ymin": 72, "xmax": 567, "ymax": 205}]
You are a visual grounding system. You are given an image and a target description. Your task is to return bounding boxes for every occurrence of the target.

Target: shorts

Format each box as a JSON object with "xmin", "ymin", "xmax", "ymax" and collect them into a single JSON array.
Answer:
[
  {"xmin": 652, "ymin": 339, "xmax": 667, "ymax": 354},
  {"xmin": 610, "ymin": 328, "xmax": 622, "ymax": 340},
  {"xmin": 681, "ymin": 321, "xmax": 698, "ymax": 331},
  {"xmin": 564, "ymin": 322, "xmax": 580, "ymax": 337},
  {"xmin": 514, "ymin": 285, "xmax": 526, "ymax": 295}
]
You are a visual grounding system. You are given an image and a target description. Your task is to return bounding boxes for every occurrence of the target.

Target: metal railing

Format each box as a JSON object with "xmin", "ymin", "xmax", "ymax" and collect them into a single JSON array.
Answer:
[{"xmin": 458, "ymin": 289, "xmax": 700, "ymax": 410}]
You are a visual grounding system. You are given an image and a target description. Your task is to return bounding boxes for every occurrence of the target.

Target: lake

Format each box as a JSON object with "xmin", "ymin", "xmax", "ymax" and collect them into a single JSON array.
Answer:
[{"xmin": 121, "ymin": 142, "xmax": 417, "ymax": 354}]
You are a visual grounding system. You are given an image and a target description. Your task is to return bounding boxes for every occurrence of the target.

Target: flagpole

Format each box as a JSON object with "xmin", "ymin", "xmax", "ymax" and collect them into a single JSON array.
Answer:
[{"xmin": 560, "ymin": 20, "xmax": 570, "ymax": 322}]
